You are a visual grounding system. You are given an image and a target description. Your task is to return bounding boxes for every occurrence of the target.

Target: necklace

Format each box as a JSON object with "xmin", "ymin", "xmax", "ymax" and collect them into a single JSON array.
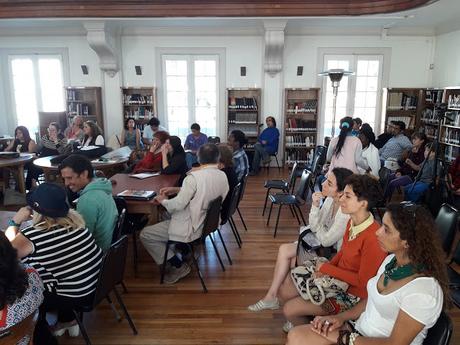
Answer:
[{"xmin": 383, "ymin": 257, "xmax": 421, "ymax": 286}]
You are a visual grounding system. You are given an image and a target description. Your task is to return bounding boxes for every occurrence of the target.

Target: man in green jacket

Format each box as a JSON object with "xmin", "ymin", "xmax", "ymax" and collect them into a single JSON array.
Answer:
[{"xmin": 59, "ymin": 154, "xmax": 118, "ymax": 251}]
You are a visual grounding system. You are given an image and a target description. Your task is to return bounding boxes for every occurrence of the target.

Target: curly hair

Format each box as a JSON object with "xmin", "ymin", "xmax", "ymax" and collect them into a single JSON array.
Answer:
[
  {"xmin": 0, "ymin": 232, "xmax": 28, "ymax": 309},
  {"xmin": 385, "ymin": 203, "xmax": 450, "ymax": 309},
  {"xmin": 345, "ymin": 174, "xmax": 383, "ymax": 210}
]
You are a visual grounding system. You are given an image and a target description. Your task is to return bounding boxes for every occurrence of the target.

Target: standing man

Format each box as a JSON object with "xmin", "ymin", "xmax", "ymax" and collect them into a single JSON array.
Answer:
[
  {"xmin": 228, "ymin": 130, "xmax": 249, "ymax": 181},
  {"xmin": 58, "ymin": 154, "xmax": 118, "ymax": 251},
  {"xmin": 142, "ymin": 117, "xmax": 168, "ymax": 145}
]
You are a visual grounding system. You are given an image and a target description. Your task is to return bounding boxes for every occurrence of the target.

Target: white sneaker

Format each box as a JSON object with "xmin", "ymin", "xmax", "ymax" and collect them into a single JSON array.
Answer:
[
  {"xmin": 282, "ymin": 320, "xmax": 294, "ymax": 333},
  {"xmin": 53, "ymin": 321, "xmax": 80, "ymax": 337},
  {"xmin": 164, "ymin": 263, "xmax": 191, "ymax": 284},
  {"xmin": 247, "ymin": 298, "xmax": 280, "ymax": 312}
]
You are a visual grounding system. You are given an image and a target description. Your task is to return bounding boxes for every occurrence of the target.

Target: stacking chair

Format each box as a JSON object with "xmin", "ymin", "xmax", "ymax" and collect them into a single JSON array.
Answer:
[
  {"xmin": 262, "ymin": 162, "xmax": 299, "ymax": 216},
  {"xmin": 112, "ymin": 208, "xmax": 126, "ymax": 244},
  {"xmin": 423, "ymin": 312, "xmax": 453, "ymax": 345},
  {"xmin": 236, "ymin": 172, "xmax": 249, "ymax": 231},
  {"xmin": 73, "ymin": 236, "xmax": 138, "ymax": 345},
  {"xmin": 221, "ymin": 182, "xmax": 243, "ymax": 250},
  {"xmin": 262, "ymin": 151, "xmax": 281, "ymax": 173},
  {"xmin": 435, "ymin": 203, "xmax": 459, "ymax": 255},
  {"xmin": 160, "ymin": 197, "xmax": 224, "ymax": 293},
  {"xmin": 266, "ymin": 169, "xmax": 312, "ymax": 237},
  {"xmin": 372, "ymin": 167, "xmax": 392, "ymax": 220},
  {"xmin": 447, "ymin": 241, "xmax": 460, "ymax": 288},
  {"xmin": 308, "ymin": 145, "xmax": 327, "ymax": 190}
]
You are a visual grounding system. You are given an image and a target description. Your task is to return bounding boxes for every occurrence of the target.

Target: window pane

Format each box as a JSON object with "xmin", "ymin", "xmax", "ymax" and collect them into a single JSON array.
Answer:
[
  {"xmin": 366, "ymin": 77, "xmax": 378, "ymax": 92},
  {"xmin": 195, "ymin": 60, "xmax": 216, "ymax": 77},
  {"xmin": 355, "ymin": 92, "xmax": 366, "ymax": 108},
  {"xmin": 356, "ymin": 77, "xmax": 367, "ymax": 92},
  {"xmin": 365, "ymin": 92, "xmax": 377, "ymax": 108},
  {"xmin": 167, "ymin": 91, "xmax": 188, "ymax": 107},
  {"xmin": 195, "ymin": 76, "xmax": 216, "ymax": 92},
  {"xmin": 353, "ymin": 59, "xmax": 380, "ymax": 128},
  {"xmin": 38, "ymin": 58, "xmax": 64, "ymax": 112},
  {"xmin": 357, "ymin": 60, "xmax": 368, "ymax": 76},
  {"xmin": 165, "ymin": 60, "xmax": 187, "ymax": 76},
  {"xmin": 368, "ymin": 61, "xmax": 379, "ymax": 77},
  {"xmin": 166, "ymin": 76, "xmax": 187, "ymax": 92}
]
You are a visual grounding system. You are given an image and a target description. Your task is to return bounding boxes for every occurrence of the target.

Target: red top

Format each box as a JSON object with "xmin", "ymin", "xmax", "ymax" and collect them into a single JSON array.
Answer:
[
  {"xmin": 133, "ymin": 151, "xmax": 162, "ymax": 173},
  {"xmin": 319, "ymin": 220, "xmax": 387, "ymax": 299},
  {"xmin": 449, "ymin": 156, "xmax": 460, "ymax": 190}
]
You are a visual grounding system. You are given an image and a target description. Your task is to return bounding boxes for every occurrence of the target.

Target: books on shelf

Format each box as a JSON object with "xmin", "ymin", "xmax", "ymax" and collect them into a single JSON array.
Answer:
[
  {"xmin": 123, "ymin": 93, "xmax": 153, "ymax": 105},
  {"xmin": 286, "ymin": 118, "xmax": 316, "ymax": 130},
  {"xmin": 448, "ymin": 94, "xmax": 460, "ymax": 109},
  {"xmin": 286, "ymin": 100, "xmax": 317, "ymax": 113},
  {"xmin": 388, "ymin": 92, "xmax": 418, "ymax": 110},
  {"xmin": 285, "ymin": 135, "xmax": 315, "ymax": 147},
  {"xmin": 68, "ymin": 103, "xmax": 89, "ymax": 116},
  {"xmin": 228, "ymin": 97, "xmax": 258, "ymax": 110},
  {"xmin": 228, "ymin": 112, "xmax": 258, "ymax": 124},
  {"xmin": 425, "ymin": 90, "xmax": 444, "ymax": 103},
  {"xmin": 117, "ymin": 189, "xmax": 156, "ymax": 200}
]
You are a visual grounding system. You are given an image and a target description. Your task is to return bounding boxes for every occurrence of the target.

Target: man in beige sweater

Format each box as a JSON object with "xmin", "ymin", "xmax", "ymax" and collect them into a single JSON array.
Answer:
[{"xmin": 140, "ymin": 144, "xmax": 229, "ymax": 284}]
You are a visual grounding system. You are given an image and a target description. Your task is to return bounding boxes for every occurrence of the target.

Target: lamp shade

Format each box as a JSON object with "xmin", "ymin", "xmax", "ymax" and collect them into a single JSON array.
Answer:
[{"xmin": 318, "ymin": 69, "xmax": 354, "ymax": 82}]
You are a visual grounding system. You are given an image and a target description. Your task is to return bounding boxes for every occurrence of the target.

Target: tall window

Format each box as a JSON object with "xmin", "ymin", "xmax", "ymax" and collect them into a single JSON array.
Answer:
[
  {"xmin": 322, "ymin": 54, "xmax": 383, "ymax": 138},
  {"xmin": 162, "ymin": 55, "xmax": 218, "ymax": 142},
  {"xmin": 9, "ymin": 55, "xmax": 65, "ymax": 136}
]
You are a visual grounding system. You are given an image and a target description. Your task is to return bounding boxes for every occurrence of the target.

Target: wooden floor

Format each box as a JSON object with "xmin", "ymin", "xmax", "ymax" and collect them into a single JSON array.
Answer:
[{"xmin": 56, "ymin": 168, "xmax": 459, "ymax": 345}]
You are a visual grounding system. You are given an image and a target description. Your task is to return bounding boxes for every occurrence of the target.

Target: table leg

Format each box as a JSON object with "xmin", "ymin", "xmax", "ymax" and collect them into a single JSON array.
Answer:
[{"xmin": 17, "ymin": 165, "xmax": 26, "ymax": 194}]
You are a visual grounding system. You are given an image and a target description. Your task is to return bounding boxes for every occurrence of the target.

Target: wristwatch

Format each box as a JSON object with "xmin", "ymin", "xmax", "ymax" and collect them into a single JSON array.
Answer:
[{"xmin": 7, "ymin": 219, "xmax": 21, "ymax": 227}]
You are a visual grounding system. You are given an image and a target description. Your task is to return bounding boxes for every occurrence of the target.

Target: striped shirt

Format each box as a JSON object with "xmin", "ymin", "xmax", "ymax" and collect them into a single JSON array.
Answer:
[
  {"xmin": 21, "ymin": 224, "xmax": 103, "ymax": 298},
  {"xmin": 233, "ymin": 148, "xmax": 249, "ymax": 182}
]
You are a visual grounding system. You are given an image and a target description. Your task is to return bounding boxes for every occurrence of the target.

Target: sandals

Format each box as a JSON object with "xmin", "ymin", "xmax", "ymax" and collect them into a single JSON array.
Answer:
[{"xmin": 247, "ymin": 298, "xmax": 280, "ymax": 312}]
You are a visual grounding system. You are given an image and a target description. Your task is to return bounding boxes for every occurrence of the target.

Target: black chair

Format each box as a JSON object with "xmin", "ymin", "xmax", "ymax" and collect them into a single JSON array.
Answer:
[
  {"xmin": 112, "ymin": 208, "xmax": 126, "ymax": 244},
  {"xmin": 160, "ymin": 197, "xmax": 225, "ymax": 293},
  {"xmin": 207, "ymin": 136, "xmax": 221, "ymax": 144},
  {"xmin": 372, "ymin": 166, "xmax": 392, "ymax": 220},
  {"xmin": 236, "ymin": 172, "xmax": 249, "ymax": 231},
  {"xmin": 221, "ymin": 182, "xmax": 243, "ymax": 250},
  {"xmin": 447, "ymin": 240, "xmax": 460, "ymax": 288},
  {"xmin": 262, "ymin": 161, "xmax": 299, "ymax": 216},
  {"xmin": 435, "ymin": 203, "xmax": 459, "ymax": 255},
  {"xmin": 266, "ymin": 169, "xmax": 311, "ymax": 237},
  {"xmin": 423, "ymin": 311, "xmax": 453, "ymax": 345},
  {"xmin": 73, "ymin": 236, "xmax": 138, "ymax": 345},
  {"xmin": 262, "ymin": 151, "xmax": 281, "ymax": 173},
  {"xmin": 308, "ymin": 145, "xmax": 327, "ymax": 188}
]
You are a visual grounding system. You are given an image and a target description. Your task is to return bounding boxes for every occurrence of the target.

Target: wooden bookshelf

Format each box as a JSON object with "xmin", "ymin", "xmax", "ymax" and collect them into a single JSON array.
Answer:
[
  {"xmin": 382, "ymin": 88, "xmax": 423, "ymax": 133},
  {"xmin": 121, "ymin": 87, "xmax": 157, "ymax": 134},
  {"xmin": 440, "ymin": 87, "xmax": 460, "ymax": 163},
  {"xmin": 227, "ymin": 88, "xmax": 261, "ymax": 151},
  {"xmin": 283, "ymin": 88, "xmax": 319, "ymax": 166},
  {"xmin": 65, "ymin": 87, "xmax": 103, "ymax": 131}
]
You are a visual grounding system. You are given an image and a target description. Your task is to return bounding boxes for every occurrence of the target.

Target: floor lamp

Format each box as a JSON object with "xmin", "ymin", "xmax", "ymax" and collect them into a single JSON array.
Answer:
[{"xmin": 318, "ymin": 69, "xmax": 354, "ymax": 137}]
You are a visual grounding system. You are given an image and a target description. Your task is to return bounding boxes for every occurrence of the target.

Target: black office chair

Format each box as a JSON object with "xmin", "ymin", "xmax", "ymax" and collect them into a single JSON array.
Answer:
[
  {"xmin": 73, "ymin": 236, "xmax": 138, "ymax": 345},
  {"xmin": 435, "ymin": 203, "xmax": 459, "ymax": 255},
  {"xmin": 160, "ymin": 197, "xmax": 224, "ymax": 293},
  {"xmin": 207, "ymin": 136, "xmax": 221, "ymax": 144},
  {"xmin": 262, "ymin": 161, "xmax": 299, "ymax": 216},
  {"xmin": 423, "ymin": 311, "xmax": 453, "ymax": 345},
  {"xmin": 221, "ymin": 182, "xmax": 243, "ymax": 250},
  {"xmin": 266, "ymin": 169, "xmax": 311, "ymax": 237},
  {"xmin": 236, "ymin": 172, "xmax": 249, "ymax": 231}
]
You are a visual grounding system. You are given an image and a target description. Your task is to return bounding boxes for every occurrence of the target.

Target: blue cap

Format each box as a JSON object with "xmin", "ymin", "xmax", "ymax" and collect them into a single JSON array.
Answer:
[{"xmin": 26, "ymin": 183, "xmax": 69, "ymax": 218}]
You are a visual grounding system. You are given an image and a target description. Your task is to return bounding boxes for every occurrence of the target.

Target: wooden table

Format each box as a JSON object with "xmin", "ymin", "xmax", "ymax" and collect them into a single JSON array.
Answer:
[
  {"xmin": 110, "ymin": 173, "xmax": 180, "ymax": 214},
  {"xmin": 0, "ymin": 153, "xmax": 34, "ymax": 193},
  {"xmin": 33, "ymin": 156, "xmax": 129, "ymax": 181}
]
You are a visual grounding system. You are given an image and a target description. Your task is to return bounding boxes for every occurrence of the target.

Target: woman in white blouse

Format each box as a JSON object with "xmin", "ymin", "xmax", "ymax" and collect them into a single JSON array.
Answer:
[
  {"xmin": 286, "ymin": 201, "xmax": 448, "ymax": 345},
  {"xmin": 82, "ymin": 120, "xmax": 104, "ymax": 147},
  {"xmin": 358, "ymin": 123, "xmax": 381, "ymax": 179},
  {"xmin": 248, "ymin": 167, "xmax": 353, "ymax": 312}
]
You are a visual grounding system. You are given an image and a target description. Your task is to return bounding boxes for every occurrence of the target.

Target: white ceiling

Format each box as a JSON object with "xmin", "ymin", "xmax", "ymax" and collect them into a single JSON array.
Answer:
[{"xmin": 0, "ymin": 0, "xmax": 459, "ymax": 37}]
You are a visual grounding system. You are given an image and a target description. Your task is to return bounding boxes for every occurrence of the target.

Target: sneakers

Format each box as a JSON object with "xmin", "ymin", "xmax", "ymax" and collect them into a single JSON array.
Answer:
[
  {"xmin": 164, "ymin": 263, "xmax": 191, "ymax": 284},
  {"xmin": 247, "ymin": 298, "xmax": 280, "ymax": 312},
  {"xmin": 282, "ymin": 321, "xmax": 294, "ymax": 333},
  {"xmin": 52, "ymin": 320, "xmax": 80, "ymax": 337}
]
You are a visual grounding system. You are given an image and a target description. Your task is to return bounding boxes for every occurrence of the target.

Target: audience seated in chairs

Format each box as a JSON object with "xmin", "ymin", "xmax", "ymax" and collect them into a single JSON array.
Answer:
[
  {"xmin": 59, "ymin": 154, "xmax": 118, "ymax": 251},
  {"xmin": 228, "ymin": 130, "xmax": 249, "ymax": 182},
  {"xmin": 379, "ymin": 120, "xmax": 413, "ymax": 164},
  {"xmin": 279, "ymin": 175, "xmax": 386, "ymax": 333},
  {"xmin": 82, "ymin": 120, "xmax": 104, "ymax": 147},
  {"xmin": 120, "ymin": 117, "xmax": 143, "ymax": 151},
  {"xmin": 139, "ymin": 144, "xmax": 229, "ymax": 285},
  {"xmin": 184, "ymin": 123, "xmax": 208, "ymax": 169},
  {"xmin": 64, "ymin": 115, "xmax": 84, "ymax": 142},
  {"xmin": 217, "ymin": 143, "xmax": 239, "ymax": 223},
  {"xmin": 287, "ymin": 202, "xmax": 448, "ymax": 345},
  {"xmin": 6, "ymin": 183, "xmax": 103, "ymax": 344},
  {"xmin": 249, "ymin": 116, "xmax": 280, "ymax": 176},
  {"xmin": 5, "ymin": 125, "xmax": 37, "ymax": 154},
  {"xmin": 357, "ymin": 124, "xmax": 381, "ymax": 179},
  {"xmin": 248, "ymin": 168, "xmax": 353, "ymax": 313},
  {"xmin": 0, "ymin": 232, "xmax": 44, "ymax": 345},
  {"xmin": 142, "ymin": 117, "xmax": 168, "ymax": 146},
  {"xmin": 130, "ymin": 130, "xmax": 169, "ymax": 174},
  {"xmin": 160, "ymin": 136, "xmax": 189, "ymax": 185}
]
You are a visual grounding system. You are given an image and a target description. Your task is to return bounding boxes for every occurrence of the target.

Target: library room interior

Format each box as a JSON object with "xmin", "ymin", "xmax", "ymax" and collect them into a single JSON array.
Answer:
[{"xmin": 2, "ymin": 0, "xmax": 460, "ymax": 344}]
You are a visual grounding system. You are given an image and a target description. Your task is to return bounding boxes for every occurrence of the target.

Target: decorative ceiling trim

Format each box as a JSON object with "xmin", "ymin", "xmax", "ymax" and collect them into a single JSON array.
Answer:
[
  {"xmin": 0, "ymin": 0, "xmax": 437, "ymax": 18},
  {"xmin": 264, "ymin": 20, "xmax": 286, "ymax": 77}
]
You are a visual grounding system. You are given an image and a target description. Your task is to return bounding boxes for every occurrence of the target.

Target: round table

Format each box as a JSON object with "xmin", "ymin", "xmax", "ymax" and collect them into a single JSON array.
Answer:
[
  {"xmin": 33, "ymin": 156, "xmax": 129, "ymax": 181},
  {"xmin": 0, "ymin": 153, "xmax": 34, "ymax": 193}
]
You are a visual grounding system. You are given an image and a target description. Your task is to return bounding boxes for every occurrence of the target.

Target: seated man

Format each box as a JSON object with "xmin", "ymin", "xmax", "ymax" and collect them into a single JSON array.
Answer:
[
  {"xmin": 142, "ymin": 117, "xmax": 168, "ymax": 145},
  {"xmin": 228, "ymin": 129, "xmax": 249, "ymax": 182},
  {"xmin": 184, "ymin": 123, "xmax": 208, "ymax": 168},
  {"xmin": 379, "ymin": 121, "xmax": 412, "ymax": 165},
  {"xmin": 58, "ymin": 154, "xmax": 118, "ymax": 251},
  {"xmin": 140, "ymin": 144, "xmax": 229, "ymax": 284}
]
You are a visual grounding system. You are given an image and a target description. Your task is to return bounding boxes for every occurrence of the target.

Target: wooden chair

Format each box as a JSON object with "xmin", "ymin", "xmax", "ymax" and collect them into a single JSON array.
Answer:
[{"xmin": 0, "ymin": 311, "xmax": 38, "ymax": 345}]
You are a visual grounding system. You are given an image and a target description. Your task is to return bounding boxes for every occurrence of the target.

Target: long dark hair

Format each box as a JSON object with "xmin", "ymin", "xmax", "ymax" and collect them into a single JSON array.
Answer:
[
  {"xmin": 168, "ymin": 136, "xmax": 185, "ymax": 158},
  {"xmin": 331, "ymin": 167, "xmax": 353, "ymax": 192},
  {"xmin": 83, "ymin": 121, "xmax": 103, "ymax": 145},
  {"xmin": 385, "ymin": 203, "xmax": 449, "ymax": 309},
  {"xmin": 0, "ymin": 232, "xmax": 28, "ymax": 309},
  {"xmin": 124, "ymin": 117, "xmax": 136, "ymax": 130},
  {"xmin": 334, "ymin": 116, "xmax": 353, "ymax": 157},
  {"xmin": 14, "ymin": 126, "xmax": 32, "ymax": 148}
]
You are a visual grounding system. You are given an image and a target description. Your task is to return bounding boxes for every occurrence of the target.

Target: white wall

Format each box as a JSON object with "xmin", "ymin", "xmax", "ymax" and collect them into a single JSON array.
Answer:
[{"xmin": 433, "ymin": 29, "xmax": 460, "ymax": 87}]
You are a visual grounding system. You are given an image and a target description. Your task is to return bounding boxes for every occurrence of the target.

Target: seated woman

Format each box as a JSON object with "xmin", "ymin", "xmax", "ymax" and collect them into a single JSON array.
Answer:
[
  {"xmin": 248, "ymin": 167, "xmax": 353, "ymax": 312},
  {"xmin": 132, "ymin": 131, "xmax": 169, "ymax": 173},
  {"xmin": 7, "ymin": 183, "xmax": 103, "ymax": 341},
  {"xmin": 385, "ymin": 132, "xmax": 426, "ymax": 201},
  {"xmin": 5, "ymin": 126, "xmax": 37, "ymax": 153},
  {"xmin": 357, "ymin": 124, "xmax": 380, "ymax": 179},
  {"xmin": 0, "ymin": 232, "xmax": 44, "ymax": 345},
  {"xmin": 82, "ymin": 120, "xmax": 104, "ymax": 147},
  {"xmin": 217, "ymin": 143, "xmax": 239, "ymax": 223},
  {"xmin": 64, "ymin": 115, "xmax": 84, "ymax": 143},
  {"xmin": 287, "ymin": 202, "xmax": 447, "ymax": 345},
  {"xmin": 279, "ymin": 175, "xmax": 386, "ymax": 332},
  {"xmin": 161, "ymin": 136, "xmax": 189, "ymax": 183},
  {"xmin": 121, "ymin": 117, "xmax": 143, "ymax": 151},
  {"xmin": 184, "ymin": 123, "xmax": 208, "ymax": 169},
  {"xmin": 249, "ymin": 116, "xmax": 280, "ymax": 175}
]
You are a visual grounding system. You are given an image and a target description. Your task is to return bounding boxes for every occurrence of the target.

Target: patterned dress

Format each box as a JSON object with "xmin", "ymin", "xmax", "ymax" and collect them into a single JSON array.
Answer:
[{"xmin": 0, "ymin": 266, "xmax": 44, "ymax": 345}]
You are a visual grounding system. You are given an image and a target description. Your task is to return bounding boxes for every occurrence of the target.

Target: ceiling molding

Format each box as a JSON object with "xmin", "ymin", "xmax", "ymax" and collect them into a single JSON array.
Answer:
[
  {"xmin": 263, "ymin": 20, "xmax": 286, "ymax": 76},
  {"xmin": 0, "ymin": 0, "xmax": 436, "ymax": 19}
]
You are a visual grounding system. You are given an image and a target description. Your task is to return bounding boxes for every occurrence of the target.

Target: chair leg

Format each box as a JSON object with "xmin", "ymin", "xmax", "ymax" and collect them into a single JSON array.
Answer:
[
  {"xmin": 296, "ymin": 204, "xmax": 307, "ymax": 225},
  {"xmin": 288, "ymin": 204, "xmax": 296, "ymax": 219},
  {"xmin": 106, "ymin": 294, "xmax": 121, "ymax": 321},
  {"xmin": 267, "ymin": 202, "xmax": 274, "ymax": 226},
  {"xmin": 237, "ymin": 207, "xmax": 248, "ymax": 231},
  {"xmin": 160, "ymin": 242, "xmax": 170, "ymax": 284},
  {"xmin": 230, "ymin": 217, "xmax": 243, "ymax": 246},
  {"xmin": 216, "ymin": 228, "xmax": 232, "ymax": 265},
  {"xmin": 73, "ymin": 310, "xmax": 92, "ymax": 345},
  {"xmin": 112, "ymin": 289, "xmax": 138, "ymax": 335},
  {"xmin": 262, "ymin": 188, "xmax": 271, "ymax": 216},
  {"xmin": 291, "ymin": 205, "xmax": 301, "ymax": 224},
  {"xmin": 226, "ymin": 220, "xmax": 241, "ymax": 248},
  {"xmin": 275, "ymin": 155, "xmax": 281, "ymax": 172},
  {"xmin": 190, "ymin": 245, "xmax": 208, "ymax": 293},
  {"xmin": 208, "ymin": 234, "xmax": 225, "ymax": 272},
  {"xmin": 132, "ymin": 232, "xmax": 138, "ymax": 277},
  {"xmin": 274, "ymin": 205, "xmax": 283, "ymax": 238},
  {"xmin": 121, "ymin": 281, "xmax": 128, "ymax": 293}
]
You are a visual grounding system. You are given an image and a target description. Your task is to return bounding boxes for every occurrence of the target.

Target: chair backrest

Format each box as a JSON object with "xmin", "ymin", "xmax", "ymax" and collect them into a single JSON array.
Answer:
[
  {"xmin": 201, "ymin": 196, "xmax": 223, "ymax": 238},
  {"xmin": 237, "ymin": 172, "xmax": 249, "ymax": 206},
  {"xmin": 423, "ymin": 311, "xmax": 453, "ymax": 345},
  {"xmin": 0, "ymin": 311, "xmax": 38, "ymax": 345},
  {"xmin": 295, "ymin": 169, "xmax": 312, "ymax": 201},
  {"xmin": 92, "ymin": 235, "xmax": 129, "ymax": 307},
  {"xmin": 452, "ymin": 240, "xmax": 460, "ymax": 266},
  {"xmin": 310, "ymin": 145, "xmax": 327, "ymax": 174},
  {"xmin": 112, "ymin": 208, "xmax": 126, "ymax": 243},
  {"xmin": 378, "ymin": 166, "xmax": 392, "ymax": 197},
  {"xmin": 207, "ymin": 136, "xmax": 221, "ymax": 144},
  {"xmin": 223, "ymin": 182, "xmax": 241, "ymax": 223},
  {"xmin": 435, "ymin": 203, "xmax": 459, "ymax": 254},
  {"xmin": 288, "ymin": 162, "xmax": 299, "ymax": 187}
]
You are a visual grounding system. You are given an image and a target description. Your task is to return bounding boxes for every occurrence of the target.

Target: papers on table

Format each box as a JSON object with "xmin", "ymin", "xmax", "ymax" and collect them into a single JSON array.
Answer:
[
  {"xmin": 117, "ymin": 189, "xmax": 156, "ymax": 200},
  {"xmin": 129, "ymin": 172, "xmax": 160, "ymax": 179}
]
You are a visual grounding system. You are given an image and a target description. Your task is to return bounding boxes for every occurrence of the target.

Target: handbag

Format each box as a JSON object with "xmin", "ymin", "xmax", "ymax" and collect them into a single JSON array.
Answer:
[{"xmin": 291, "ymin": 257, "xmax": 349, "ymax": 305}]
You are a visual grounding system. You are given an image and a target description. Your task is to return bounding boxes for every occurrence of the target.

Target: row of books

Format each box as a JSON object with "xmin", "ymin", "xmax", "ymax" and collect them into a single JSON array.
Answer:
[
  {"xmin": 123, "ymin": 94, "xmax": 153, "ymax": 105},
  {"xmin": 243, "ymin": 143, "xmax": 255, "ymax": 150},
  {"xmin": 443, "ymin": 127, "xmax": 460, "ymax": 145},
  {"xmin": 387, "ymin": 116, "xmax": 413, "ymax": 129},
  {"xmin": 444, "ymin": 111, "xmax": 460, "ymax": 127},
  {"xmin": 228, "ymin": 112, "xmax": 258, "ymax": 123},
  {"xmin": 228, "ymin": 124, "xmax": 258, "ymax": 136},
  {"xmin": 445, "ymin": 146, "xmax": 459, "ymax": 163},
  {"xmin": 286, "ymin": 118, "xmax": 316, "ymax": 130},
  {"xmin": 284, "ymin": 149, "xmax": 312, "ymax": 164},
  {"xmin": 285, "ymin": 135, "xmax": 315, "ymax": 147},
  {"xmin": 123, "ymin": 108, "xmax": 155, "ymax": 118},
  {"xmin": 67, "ymin": 90, "xmax": 83, "ymax": 101},
  {"xmin": 448, "ymin": 95, "xmax": 460, "ymax": 109},
  {"xmin": 286, "ymin": 100, "xmax": 318, "ymax": 113},
  {"xmin": 68, "ymin": 103, "xmax": 89, "ymax": 116},
  {"xmin": 425, "ymin": 90, "xmax": 444, "ymax": 104},
  {"xmin": 423, "ymin": 126, "xmax": 438, "ymax": 138},
  {"xmin": 228, "ymin": 97, "xmax": 258, "ymax": 110},
  {"xmin": 387, "ymin": 92, "xmax": 418, "ymax": 110},
  {"xmin": 420, "ymin": 108, "xmax": 440, "ymax": 125}
]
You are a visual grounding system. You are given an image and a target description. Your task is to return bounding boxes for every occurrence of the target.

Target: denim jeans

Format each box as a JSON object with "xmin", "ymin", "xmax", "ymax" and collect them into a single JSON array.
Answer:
[
  {"xmin": 404, "ymin": 181, "xmax": 430, "ymax": 203},
  {"xmin": 251, "ymin": 142, "xmax": 269, "ymax": 173},
  {"xmin": 185, "ymin": 152, "xmax": 198, "ymax": 169},
  {"xmin": 385, "ymin": 174, "xmax": 413, "ymax": 201}
]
